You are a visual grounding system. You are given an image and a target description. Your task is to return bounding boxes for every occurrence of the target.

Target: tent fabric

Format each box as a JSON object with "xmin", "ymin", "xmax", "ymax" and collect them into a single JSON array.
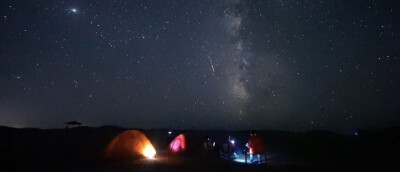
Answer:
[
  {"xmin": 104, "ymin": 130, "xmax": 155, "ymax": 160},
  {"xmin": 169, "ymin": 134, "xmax": 186, "ymax": 152},
  {"xmin": 248, "ymin": 135, "xmax": 263, "ymax": 154}
]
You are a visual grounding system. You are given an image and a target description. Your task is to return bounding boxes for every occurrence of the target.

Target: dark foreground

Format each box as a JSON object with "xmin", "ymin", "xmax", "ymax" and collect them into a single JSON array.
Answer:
[{"xmin": 0, "ymin": 126, "xmax": 399, "ymax": 171}]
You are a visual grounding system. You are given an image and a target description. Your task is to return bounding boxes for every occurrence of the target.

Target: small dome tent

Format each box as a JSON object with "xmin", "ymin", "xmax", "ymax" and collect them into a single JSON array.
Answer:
[
  {"xmin": 104, "ymin": 130, "xmax": 156, "ymax": 160},
  {"xmin": 169, "ymin": 134, "xmax": 186, "ymax": 153}
]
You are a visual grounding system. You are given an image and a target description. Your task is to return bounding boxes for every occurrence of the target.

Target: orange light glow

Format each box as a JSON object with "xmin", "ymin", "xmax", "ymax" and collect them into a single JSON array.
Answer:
[
  {"xmin": 104, "ymin": 130, "xmax": 157, "ymax": 160},
  {"xmin": 143, "ymin": 144, "xmax": 156, "ymax": 158}
]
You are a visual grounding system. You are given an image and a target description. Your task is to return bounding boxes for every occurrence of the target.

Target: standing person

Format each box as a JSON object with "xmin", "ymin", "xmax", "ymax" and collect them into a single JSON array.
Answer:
[
  {"xmin": 246, "ymin": 131, "xmax": 263, "ymax": 163},
  {"xmin": 228, "ymin": 135, "xmax": 238, "ymax": 158},
  {"xmin": 228, "ymin": 135, "xmax": 233, "ymax": 158},
  {"xmin": 203, "ymin": 135, "xmax": 214, "ymax": 152}
]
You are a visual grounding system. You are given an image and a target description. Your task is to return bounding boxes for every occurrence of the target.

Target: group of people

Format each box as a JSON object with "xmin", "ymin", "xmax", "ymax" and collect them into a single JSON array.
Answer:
[
  {"xmin": 203, "ymin": 131, "xmax": 263, "ymax": 163},
  {"xmin": 246, "ymin": 131, "xmax": 263, "ymax": 163}
]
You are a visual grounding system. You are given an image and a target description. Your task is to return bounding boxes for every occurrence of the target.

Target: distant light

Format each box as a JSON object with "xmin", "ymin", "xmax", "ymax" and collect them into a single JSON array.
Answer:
[
  {"xmin": 213, "ymin": 142, "xmax": 215, "ymax": 147},
  {"xmin": 354, "ymin": 132, "xmax": 359, "ymax": 136},
  {"xmin": 168, "ymin": 131, "xmax": 172, "ymax": 135},
  {"xmin": 71, "ymin": 8, "xmax": 77, "ymax": 13},
  {"xmin": 230, "ymin": 140, "xmax": 235, "ymax": 144}
]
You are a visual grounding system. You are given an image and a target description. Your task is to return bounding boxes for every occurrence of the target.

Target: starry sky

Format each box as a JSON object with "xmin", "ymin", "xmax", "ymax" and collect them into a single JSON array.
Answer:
[{"xmin": 0, "ymin": 0, "xmax": 399, "ymax": 133}]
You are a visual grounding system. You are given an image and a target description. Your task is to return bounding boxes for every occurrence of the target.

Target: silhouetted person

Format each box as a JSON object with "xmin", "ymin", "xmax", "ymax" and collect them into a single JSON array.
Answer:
[
  {"xmin": 203, "ymin": 135, "xmax": 214, "ymax": 152},
  {"xmin": 228, "ymin": 135, "xmax": 238, "ymax": 158}
]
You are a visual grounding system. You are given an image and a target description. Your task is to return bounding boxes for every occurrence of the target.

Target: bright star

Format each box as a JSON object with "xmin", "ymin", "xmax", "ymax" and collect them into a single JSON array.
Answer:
[{"xmin": 70, "ymin": 8, "xmax": 77, "ymax": 13}]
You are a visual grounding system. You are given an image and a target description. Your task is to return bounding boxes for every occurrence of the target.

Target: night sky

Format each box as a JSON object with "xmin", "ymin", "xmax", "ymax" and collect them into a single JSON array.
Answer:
[{"xmin": 1, "ymin": 0, "xmax": 399, "ymax": 133}]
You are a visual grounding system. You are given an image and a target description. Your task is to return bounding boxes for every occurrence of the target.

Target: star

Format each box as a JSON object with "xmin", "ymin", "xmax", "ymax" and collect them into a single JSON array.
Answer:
[
  {"xmin": 0, "ymin": 0, "xmax": 398, "ymax": 133},
  {"xmin": 70, "ymin": 8, "xmax": 78, "ymax": 13}
]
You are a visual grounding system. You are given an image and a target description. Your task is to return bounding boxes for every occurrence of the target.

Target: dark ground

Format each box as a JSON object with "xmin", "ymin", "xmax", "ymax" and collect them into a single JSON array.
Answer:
[{"xmin": 0, "ymin": 126, "xmax": 399, "ymax": 171}]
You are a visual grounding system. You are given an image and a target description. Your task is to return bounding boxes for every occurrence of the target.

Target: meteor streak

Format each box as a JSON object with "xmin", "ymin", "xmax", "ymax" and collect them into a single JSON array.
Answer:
[{"xmin": 208, "ymin": 56, "xmax": 215, "ymax": 73}]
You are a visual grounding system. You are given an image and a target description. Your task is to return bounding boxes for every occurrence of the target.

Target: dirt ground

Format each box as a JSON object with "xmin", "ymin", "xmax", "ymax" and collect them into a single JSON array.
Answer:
[{"xmin": 0, "ymin": 126, "xmax": 399, "ymax": 171}]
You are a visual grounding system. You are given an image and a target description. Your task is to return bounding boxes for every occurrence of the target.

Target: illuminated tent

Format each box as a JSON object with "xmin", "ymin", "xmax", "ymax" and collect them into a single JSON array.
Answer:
[
  {"xmin": 169, "ymin": 134, "xmax": 186, "ymax": 153},
  {"xmin": 104, "ymin": 130, "xmax": 156, "ymax": 160}
]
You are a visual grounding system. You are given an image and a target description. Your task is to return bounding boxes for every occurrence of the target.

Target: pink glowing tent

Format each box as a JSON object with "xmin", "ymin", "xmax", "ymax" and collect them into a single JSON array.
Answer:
[{"xmin": 169, "ymin": 134, "xmax": 186, "ymax": 152}]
